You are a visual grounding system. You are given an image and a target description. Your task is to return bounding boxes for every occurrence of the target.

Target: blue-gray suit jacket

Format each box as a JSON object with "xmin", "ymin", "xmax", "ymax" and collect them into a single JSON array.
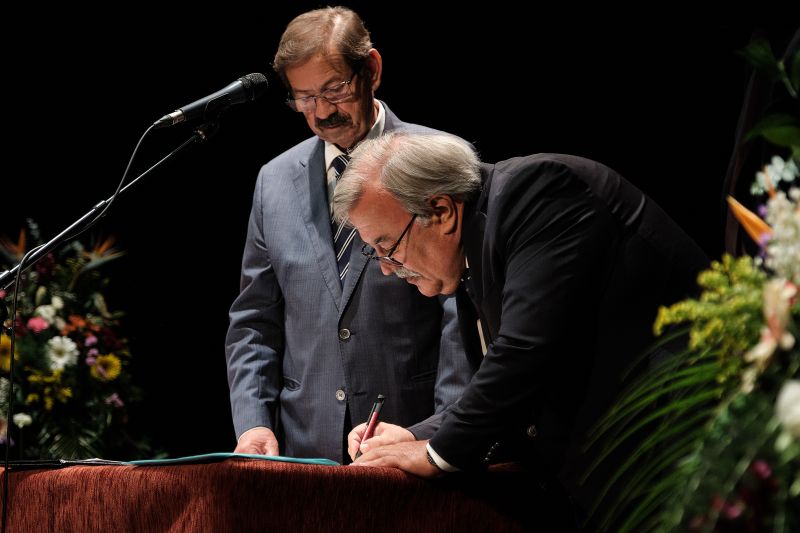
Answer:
[{"xmin": 225, "ymin": 103, "xmax": 472, "ymax": 462}]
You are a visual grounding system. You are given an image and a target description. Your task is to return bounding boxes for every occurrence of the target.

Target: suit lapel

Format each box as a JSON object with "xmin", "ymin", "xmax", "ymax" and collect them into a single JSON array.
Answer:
[
  {"xmin": 338, "ymin": 102, "xmax": 403, "ymax": 311},
  {"xmin": 292, "ymin": 140, "xmax": 343, "ymax": 307},
  {"xmin": 462, "ymin": 164, "xmax": 496, "ymax": 342},
  {"xmin": 339, "ymin": 232, "xmax": 369, "ymax": 313}
]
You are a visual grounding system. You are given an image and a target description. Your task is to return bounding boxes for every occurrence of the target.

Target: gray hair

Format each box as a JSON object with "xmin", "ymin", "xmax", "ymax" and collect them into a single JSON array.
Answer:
[
  {"xmin": 333, "ymin": 132, "xmax": 481, "ymax": 224},
  {"xmin": 273, "ymin": 6, "xmax": 373, "ymax": 87}
]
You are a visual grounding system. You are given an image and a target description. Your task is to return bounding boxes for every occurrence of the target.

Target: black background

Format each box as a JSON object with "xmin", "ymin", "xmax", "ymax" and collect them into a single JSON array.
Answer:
[{"xmin": 3, "ymin": 3, "xmax": 797, "ymax": 458}]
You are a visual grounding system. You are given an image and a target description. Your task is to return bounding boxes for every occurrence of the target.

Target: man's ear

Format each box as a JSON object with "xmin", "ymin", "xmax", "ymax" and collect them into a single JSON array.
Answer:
[
  {"xmin": 428, "ymin": 195, "xmax": 459, "ymax": 235},
  {"xmin": 366, "ymin": 48, "xmax": 383, "ymax": 91}
]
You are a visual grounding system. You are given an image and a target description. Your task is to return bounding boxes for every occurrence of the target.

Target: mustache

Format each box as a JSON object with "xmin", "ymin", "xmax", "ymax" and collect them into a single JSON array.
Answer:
[
  {"xmin": 394, "ymin": 267, "xmax": 422, "ymax": 279},
  {"xmin": 316, "ymin": 112, "xmax": 350, "ymax": 129}
]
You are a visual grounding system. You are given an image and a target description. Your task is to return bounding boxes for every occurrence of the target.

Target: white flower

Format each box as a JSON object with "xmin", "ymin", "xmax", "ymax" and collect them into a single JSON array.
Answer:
[
  {"xmin": 12, "ymin": 413, "xmax": 32, "ymax": 428},
  {"xmin": 35, "ymin": 305, "xmax": 57, "ymax": 322},
  {"xmin": 744, "ymin": 332, "xmax": 777, "ymax": 371},
  {"xmin": 46, "ymin": 336, "xmax": 79, "ymax": 370},
  {"xmin": 50, "ymin": 296, "xmax": 64, "ymax": 310},
  {"xmin": 776, "ymin": 380, "xmax": 800, "ymax": 438},
  {"xmin": 762, "ymin": 278, "xmax": 796, "ymax": 349},
  {"xmin": 741, "ymin": 366, "xmax": 759, "ymax": 394},
  {"xmin": 751, "ymin": 156, "xmax": 800, "ymax": 195},
  {"xmin": 764, "ymin": 188, "xmax": 800, "ymax": 284},
  {"xmin": 0, "ymin": 378, "xmax": 9, "ymax": 408},
  {"xmin": 742, "ymin": 279, "xmax": 796, "ymax": 384}
]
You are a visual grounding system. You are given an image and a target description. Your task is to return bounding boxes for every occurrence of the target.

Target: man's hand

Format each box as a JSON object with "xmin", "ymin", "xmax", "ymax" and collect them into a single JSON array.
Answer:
[
  {"xmin": 350, "ymin": 440, "xmax": 441, "ymax": 478},
  {"xmin": 347, "ymin": 421, "xmax": 415, "ymax": 461},
  {"xmin": 234, "ymin": 427, "xmax": 279, "ymax": 456}
]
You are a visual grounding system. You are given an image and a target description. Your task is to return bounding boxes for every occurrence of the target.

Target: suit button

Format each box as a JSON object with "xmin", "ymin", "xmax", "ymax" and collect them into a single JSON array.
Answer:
[
  {"xmin": 338, "ymin": 328, "xmax": 351, "ymax": 340},
  {"xmin": 335, "ymin": 389, "xmax": 346, "ymax": 401},
  {"xmin": 526, "ymin": 425, "xmax": 537, "ymax": 438}
]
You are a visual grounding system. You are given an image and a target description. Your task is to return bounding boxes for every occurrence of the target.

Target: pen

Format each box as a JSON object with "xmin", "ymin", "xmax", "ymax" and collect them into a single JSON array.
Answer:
[{"xmin": 355, "ymin": 394, "xmax": 385, "ymax": 459}]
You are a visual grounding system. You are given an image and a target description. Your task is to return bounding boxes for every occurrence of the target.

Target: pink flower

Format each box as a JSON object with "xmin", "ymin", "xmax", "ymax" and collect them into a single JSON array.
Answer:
[
  {"xmin": 723, "ymin": 500, "xmax": 744, "ymax": 520},
  {"xmin": 750, "ymin": 459, "xmax": 772, "ymax": 480},
  {"xmin": 84, "ymin": 335, "xmax": 98, "ymax": 347},
  {"xmin": 87, "ymin": 348, "xmax": 99, "ymax": 357},
  {"xmin": 26, "ymin": 316, "xmax": 50, "ymax": 334},
  {"xmin": 104, "ymin": 393, "xmax": 124, "ymax": 408}
]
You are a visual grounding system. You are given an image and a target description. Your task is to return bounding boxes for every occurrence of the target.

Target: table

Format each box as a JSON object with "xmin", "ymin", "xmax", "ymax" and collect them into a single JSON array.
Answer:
[{"xmin": 1, "ymin": 458, "xmax": 530, "ymax": 531}]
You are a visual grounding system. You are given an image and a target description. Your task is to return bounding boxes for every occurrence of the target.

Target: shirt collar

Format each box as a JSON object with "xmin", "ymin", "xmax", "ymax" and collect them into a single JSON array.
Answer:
[{"xmin": 324, "ymin": 99, "xmax": 385, "ymax": 170}]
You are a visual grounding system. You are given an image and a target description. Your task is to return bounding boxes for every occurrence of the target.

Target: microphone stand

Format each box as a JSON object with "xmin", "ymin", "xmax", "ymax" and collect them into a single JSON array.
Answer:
[{"xmin": 0, "ymin": 121, "xmax": 218, "ymax": 293}]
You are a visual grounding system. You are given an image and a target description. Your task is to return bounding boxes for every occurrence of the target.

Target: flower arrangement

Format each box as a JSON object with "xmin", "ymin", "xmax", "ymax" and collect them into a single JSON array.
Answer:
[
  {"xmin": 586, "ymin": 157, "xmax": 799, "ymax": 532},
  {"xmin": 0, "ymin": 220, "xmax": 152, "ymax": 459},
  {"xmin": 586, "ymin": 38, "xmax": 799, "ymax": 532}
]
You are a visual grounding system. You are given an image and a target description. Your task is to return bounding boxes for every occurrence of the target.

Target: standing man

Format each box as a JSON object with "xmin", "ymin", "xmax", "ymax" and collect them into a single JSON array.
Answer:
[
  {"xmin": 225, "ymin": 7, "xmax": 472, "ymax": 463},
  {"xmin": 334, "ymin": 132, "xmax": 708, "ymax": 523}
]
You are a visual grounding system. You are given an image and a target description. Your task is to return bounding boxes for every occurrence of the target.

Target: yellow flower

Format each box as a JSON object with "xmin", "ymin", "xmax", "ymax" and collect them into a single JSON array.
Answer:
[
  {"xmin": 26, "ymin": 370, "xmax": 71, "ymax": 410},
  {"xmin": 0, "ymin": 335, "xmax": 16, "ymax": 372},
  {"xmin": 57, "ymin": 387, "xmax": 73, "ymax": 402},
  {"xmin": 90, "ymin": 354, "xmax": 121, "ymax": 382}
]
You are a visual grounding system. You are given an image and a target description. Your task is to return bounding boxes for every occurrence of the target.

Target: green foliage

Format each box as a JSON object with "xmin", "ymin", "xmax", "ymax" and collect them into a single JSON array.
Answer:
[
  {"xmin": 588, "ymin": 257, "xmax": 799, "ymax": 531},
  {"xmin": 737, "ymin": 38, "xmax": 800, "ymax": 161},
  {"xmin": 654, "ymin": 255, "xmax": 765, "ymax": 383}
]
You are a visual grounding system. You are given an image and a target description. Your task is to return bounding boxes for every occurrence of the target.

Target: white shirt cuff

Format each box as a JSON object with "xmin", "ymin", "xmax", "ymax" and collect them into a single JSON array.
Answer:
[
  {"xmin": 238, "ymin": 426, "xmax": 269, "ymax": 442},
  {"xmin": 426, "ymin": 443, "xmax": 460, "ymax": 472}
]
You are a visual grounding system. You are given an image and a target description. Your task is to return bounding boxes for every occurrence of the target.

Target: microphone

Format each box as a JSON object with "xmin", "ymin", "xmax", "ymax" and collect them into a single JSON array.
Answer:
[{"xmin": 153, "ymin": 73, "xmax": 268, "ymax": 128}]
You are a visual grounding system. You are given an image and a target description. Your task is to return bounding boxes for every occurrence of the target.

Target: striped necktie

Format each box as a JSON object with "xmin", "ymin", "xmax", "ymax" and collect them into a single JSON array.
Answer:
[{"xmin": 331, "ymin": 154, "xmax": 355, "ymax": 284}]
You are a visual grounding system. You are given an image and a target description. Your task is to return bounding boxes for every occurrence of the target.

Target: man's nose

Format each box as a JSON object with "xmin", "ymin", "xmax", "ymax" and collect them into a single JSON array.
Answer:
[
  {"xmin": 314, "ymin": 97, "xmax": 337, "ymax": 118},
  {"xmin": 379, "ymin": 262, "xmax": 397, "ymax": 276}
]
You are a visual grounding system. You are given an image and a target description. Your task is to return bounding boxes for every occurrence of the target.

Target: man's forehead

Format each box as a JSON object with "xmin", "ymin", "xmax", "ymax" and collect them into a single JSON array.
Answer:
[
  {"xmin": 286, "ymin": 57, "xmax": 351, "ymax": 96},
  {"xmin": 351, "ymin": 185, "xmax": 405, "ymax": 242}
]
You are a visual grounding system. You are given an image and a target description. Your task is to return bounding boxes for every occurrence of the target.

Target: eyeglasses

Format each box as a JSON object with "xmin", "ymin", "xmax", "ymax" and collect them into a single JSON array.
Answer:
[
  {"xmin": 286, "ymin": 72, "xmax": 357, "ymax": 112},
  {"xmin": 361, "ymin": 214, "xmax": 417, "ymax": 267}
]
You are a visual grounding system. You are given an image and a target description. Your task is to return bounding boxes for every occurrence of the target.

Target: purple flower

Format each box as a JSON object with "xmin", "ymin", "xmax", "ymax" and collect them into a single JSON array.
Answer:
[{"xmin": 84, "ymin": 335, "xmax": 98, "ymax": 347}]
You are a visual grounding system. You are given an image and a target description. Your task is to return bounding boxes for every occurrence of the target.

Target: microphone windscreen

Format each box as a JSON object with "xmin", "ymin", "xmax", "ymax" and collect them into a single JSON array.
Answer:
[{"xmin": 240, "ymin": 73, "xmax": 268, "ymax": 100}]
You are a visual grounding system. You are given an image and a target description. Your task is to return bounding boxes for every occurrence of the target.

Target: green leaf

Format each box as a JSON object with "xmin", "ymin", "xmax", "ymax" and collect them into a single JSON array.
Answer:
[
  {"xmin": 745, "ymin": 113, "xmax": 800, "ymax": 148},
  {"xmin": 791, "ymin": 49, "xmax": 800, "ymax": 94},
  {"xmin": 586, "ymin": 350, "xmax": 719, "ymax": 445},
  {"xmin": 737, "ymin": 38, "xmax": 782, "ymax": 81},
  {"xmin": 83, "ymin": 251, "xmax": 126, "ymax": 272}
]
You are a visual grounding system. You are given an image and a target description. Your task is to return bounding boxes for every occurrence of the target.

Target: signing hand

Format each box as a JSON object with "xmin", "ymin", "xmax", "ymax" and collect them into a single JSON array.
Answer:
[
  {"xmin": 347, "ymin": 421, "xmax": 415, "ymax": 461},
  {"xmin": 234, "ymin": 427, "xmax": 279, "ymax": 456},
  {"xmin": 351, "ymin": 439, "xmax": 441, "ymax": 478}
]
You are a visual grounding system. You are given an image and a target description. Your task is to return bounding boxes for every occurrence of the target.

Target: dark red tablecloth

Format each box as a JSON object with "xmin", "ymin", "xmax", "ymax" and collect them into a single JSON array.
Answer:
[{"xmin": 1, "ymin": 459, "xmax": 529, "ymax": 531}]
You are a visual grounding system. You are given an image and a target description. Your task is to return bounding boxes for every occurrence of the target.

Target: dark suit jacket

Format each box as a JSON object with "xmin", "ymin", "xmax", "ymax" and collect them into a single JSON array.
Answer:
[
  {"xmin": 226, "ymin": 103, "xmax": 473, "ymax": 462},
  {"xmin": 430, "ymin": 153, "xmax": 708, "ymax": 514}
]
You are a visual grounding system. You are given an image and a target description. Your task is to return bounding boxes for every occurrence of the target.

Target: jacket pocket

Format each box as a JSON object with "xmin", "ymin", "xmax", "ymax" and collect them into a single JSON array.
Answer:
[{"xmin": 283, "ymin": 376, "xmax": 301, "ymax": 391}]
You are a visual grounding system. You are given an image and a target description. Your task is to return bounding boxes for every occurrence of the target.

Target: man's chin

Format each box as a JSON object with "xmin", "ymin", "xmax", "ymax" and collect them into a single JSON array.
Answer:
[
  {"xmin": 317, "ymin": 125, "xmax": 355, "ymax": 147},
  {"xmin": 407, "ymin": 279, "xmax": 441, "ymax": 298}
]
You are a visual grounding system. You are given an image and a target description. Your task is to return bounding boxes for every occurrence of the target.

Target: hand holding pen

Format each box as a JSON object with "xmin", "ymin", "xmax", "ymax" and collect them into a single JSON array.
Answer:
[{"xmin": 355, "ymin": 394, "xmax": 385, "ymax": 459}]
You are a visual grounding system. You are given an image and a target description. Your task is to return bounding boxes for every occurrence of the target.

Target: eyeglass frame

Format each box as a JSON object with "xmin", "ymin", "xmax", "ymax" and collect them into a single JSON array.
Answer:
[
  {"xmin": 285, "ymin": 72, "xmax": 358, "ymax": 112},
  {"xmin": 361, "ymin": 214, "xmax": 418, "ymax": 267}
]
